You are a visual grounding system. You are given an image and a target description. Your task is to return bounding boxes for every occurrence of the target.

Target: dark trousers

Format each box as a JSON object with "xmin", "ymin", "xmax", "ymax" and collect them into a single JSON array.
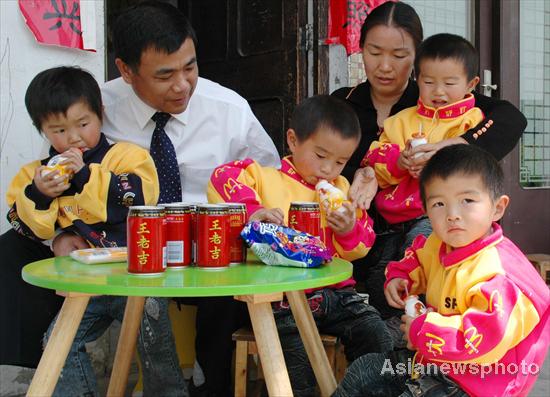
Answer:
[
  {"xmin": 179, "ymin": 296, "xmax": 250, "ymax": 397},
  {"xmin": 0, "ymin": 229, "xmax": 62, "ymax": 367}
]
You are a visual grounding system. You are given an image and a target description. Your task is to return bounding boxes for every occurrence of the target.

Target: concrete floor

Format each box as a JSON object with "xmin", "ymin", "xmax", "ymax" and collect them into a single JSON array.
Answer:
[{"xmin": 1, "ymin": 352, "xmax": 548, "ymax": 397}]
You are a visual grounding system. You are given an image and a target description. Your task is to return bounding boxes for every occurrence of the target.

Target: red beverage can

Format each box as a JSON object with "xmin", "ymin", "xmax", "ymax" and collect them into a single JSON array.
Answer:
[
  {"xmin": 161, "ymin": 203, "xmax": 192, "ymax": 268},
  {"xmin": 221, "ymin": 203, "xmax": 247, "ymax": 264},
  {"xmin": 127, "ymin": 206, "xmax": 166, "ymax": 275},
  {"xmin": 288, "ymin": 201, "xmax": 321, "ymax": 237},
  {"xmin": 187, "ymin": 203, "xmax": 198, "ymax": 264},
  {"xmin": 196, "ymin": 204, "xmax": 230, "ymax": 269}
]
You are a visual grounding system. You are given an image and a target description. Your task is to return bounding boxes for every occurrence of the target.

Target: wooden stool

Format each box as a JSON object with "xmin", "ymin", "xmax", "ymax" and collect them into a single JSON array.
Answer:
[
  {"xmin": 232, "ymin": 327, "xmax": 347, "ymax": 397},
  {"xmin": 527, "ymin": 253, "xmax": 550, "ymax": 285}
]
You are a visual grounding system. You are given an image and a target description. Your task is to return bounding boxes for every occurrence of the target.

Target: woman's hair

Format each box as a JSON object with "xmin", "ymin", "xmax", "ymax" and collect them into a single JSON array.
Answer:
[
  {"xmin": 414, "ymin": 33, "xmax": 479, "ymax": 80},
  {"xmin": 419, "ymin": 145, "xmax": 504, "ymax": 206},
  {"xmin": 359, "ymin": 1, "xmax": 423, "ymax": 51},
  {"xmin": 25, "ymin": 66, "xmax": 102, "ymax": 132},
  {"xmin": 290, "ymin": 95, "xmax": 361, "ymax": 142},
  {"xmin": 112, "ymin": 1, "xmax": 197, "ymax": 71}
]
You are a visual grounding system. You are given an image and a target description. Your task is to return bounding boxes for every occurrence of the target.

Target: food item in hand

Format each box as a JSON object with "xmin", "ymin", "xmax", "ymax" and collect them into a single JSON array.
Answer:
[
  {"xmin": 41, "ymin": 154, "xmax": 73, "ymax": 179},
  {"xmin": 316, "ymin": 180, "xmax": 349, "ymax": 212},
  {"xmin": 404, "ymin": 294, "xmax": 427, "ymax": 317},
  {"xmin": 410, "ymin": 132, "xmax": 427, "ymax": 158}
]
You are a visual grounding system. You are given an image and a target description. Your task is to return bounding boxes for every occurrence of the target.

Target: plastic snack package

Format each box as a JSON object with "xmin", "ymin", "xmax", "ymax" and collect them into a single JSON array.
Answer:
[
  {"xmin": 241, "ymin": 221, "xmax": 332, "ymax": 268},
  {"xmin": 316, "ymin": 179, "xmax": 349, "ymax": 213},
  {"xmin": 404, "ymin": 294, "xmax": 427, "ymax": 317},
  {"xmin": 70, "ymin": 247, "xmax": 128, "ymax": 264}
]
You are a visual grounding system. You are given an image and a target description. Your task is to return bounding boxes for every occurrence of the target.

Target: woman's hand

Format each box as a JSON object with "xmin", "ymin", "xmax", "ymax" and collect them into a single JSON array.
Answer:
[
  {"xmin": 349, "ymin": 166, "xmax": 378, "ymax": 210},
  {"xmin": 248, "ymin": 207, "xmax": 285, "ymax": 225},
  {"xmin": 408, "ymin": 137, "xmax": 468, "ymax": 177},
  {"xmin": 52, "ymin": 232, "xmax": 88, "ymax": 256},
  {"xmin": 327, "ymin": 202, "xmax": 356, "ymax": 235}
]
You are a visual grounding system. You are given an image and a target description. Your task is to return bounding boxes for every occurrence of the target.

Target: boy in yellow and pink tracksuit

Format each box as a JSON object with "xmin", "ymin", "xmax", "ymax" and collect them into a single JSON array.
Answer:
[
  {"xmin": 208, "ymin": 95, "xmax": 393, "ymax": 396},
  {"xmin": 333, "ymin": 144, "xmax": 550, "ymax": 397}
]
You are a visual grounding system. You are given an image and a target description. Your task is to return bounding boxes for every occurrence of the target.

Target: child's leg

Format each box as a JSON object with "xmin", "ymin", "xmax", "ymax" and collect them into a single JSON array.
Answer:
[
  {"xmin": 333, "ymin": 349, "xmax": 413, "ymax": 397},
  {"xmin": 45, "ymin": 296, "xmax": 114, "ymax": 397},
  {"xmin": 111, "ymin": 297, "xmax": 187, "ymax": 397}
]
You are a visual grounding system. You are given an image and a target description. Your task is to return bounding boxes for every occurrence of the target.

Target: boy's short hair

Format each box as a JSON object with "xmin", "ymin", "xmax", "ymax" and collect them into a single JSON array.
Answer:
[
  {"xmin": 290, "ymin": 95, "xmax": 361, "ymax": 142},
  {"xmin": 25, "ymin": 66, "xmax": 102, "ymax": 132},
  {"xmin": 414, "ymin": 33, "xmax": 479, "ymax": 81},
  {"xmin": 420, "ymin": 144, "xmax": 504, "ymax": 206},
  {"xmin": 112, "ymin": 1, "xmax": 197, "ymax": 71}
]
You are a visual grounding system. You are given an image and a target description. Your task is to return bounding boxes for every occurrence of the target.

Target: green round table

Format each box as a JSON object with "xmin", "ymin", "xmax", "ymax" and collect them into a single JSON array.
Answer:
[{"xmin": 23, "ymin": 255, "xmax": 352, "ymax": 397}]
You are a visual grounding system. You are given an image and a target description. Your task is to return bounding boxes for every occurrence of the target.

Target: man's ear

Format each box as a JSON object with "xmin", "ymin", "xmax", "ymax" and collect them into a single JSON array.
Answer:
[
  {"xmin": 286, "ymin": 128, "xmax": 298, "ymax": 153},
  {"xmin": 468, "ymin": 76, "xmax": 480, "ymax": 92},
  {"xmin": 115, "ymin": 58, "xmax": 135, "ymax": 84},
  {"xmin": 492, "ymin": 194, "xmax": 510, "ymax": 222}
]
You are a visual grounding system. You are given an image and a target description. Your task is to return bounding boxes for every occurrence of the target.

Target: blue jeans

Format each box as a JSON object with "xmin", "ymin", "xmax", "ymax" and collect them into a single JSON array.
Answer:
[
  {"xmin": 45, "ymin": 296, "xmax": 187, "ymax": 397},
  {"xmin": 332, "ymin": 349, "xmax": 467, "ymax": 397},
  {"xmin": 273, "ymin": 287, "xmax": 394, "ymax": 397}
]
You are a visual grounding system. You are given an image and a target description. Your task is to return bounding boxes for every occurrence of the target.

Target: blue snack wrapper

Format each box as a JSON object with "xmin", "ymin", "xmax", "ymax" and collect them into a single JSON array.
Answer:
[{"xmin": 241, "ymin": 221, "xmax": 332, "ymax": 268}]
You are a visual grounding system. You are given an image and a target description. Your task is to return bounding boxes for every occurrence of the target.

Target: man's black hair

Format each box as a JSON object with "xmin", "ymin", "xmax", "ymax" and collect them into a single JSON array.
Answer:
[
  {"xmin": 419, "ymin": 144, "xmax": 504, "ymax": 206},
  {"xmin": 414, "ymin": 33, "xmax": 479, "ymax": 80},
  {"xmin": 112, "ymin": 1, "xmax": 197, "ymax": 71},
  {"xmin": 290, "ymin": 95, "xmax": 361, "ymax": 142},
  {"xmin": 25, "ymin": 66, "xmax": 102, "ymax": 132}
]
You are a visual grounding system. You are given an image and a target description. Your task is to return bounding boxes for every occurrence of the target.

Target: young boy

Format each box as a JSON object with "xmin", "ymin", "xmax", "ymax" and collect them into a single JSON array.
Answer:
[
  {"xmin": 7, "ymin": 66, "xmax": 159, "ymax": 246},
  {"xmin": 363, "ymin": 33, "xmax": 484, "ymax": 319},
  {"xmin": 208, "ymin": 95, "xmax": 393, "ymax": 396},
  {"xmin": 5, "ymin": 67, "xmax": 183, "ymax": 396},
  {"xmin": 333, "ymin": 144, "xmax": 550, "ymax": 397}
]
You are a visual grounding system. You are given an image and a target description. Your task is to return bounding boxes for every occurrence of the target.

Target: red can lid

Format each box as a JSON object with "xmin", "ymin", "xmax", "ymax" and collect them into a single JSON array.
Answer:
[{"xmin": 289, "ymin": 201, "xmax": 320, "ymax": 211}]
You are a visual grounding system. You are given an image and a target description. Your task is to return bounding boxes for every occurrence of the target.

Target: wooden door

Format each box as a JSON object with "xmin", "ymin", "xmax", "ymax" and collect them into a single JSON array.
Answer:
[
  {"xmin": 476, "ymin": 0, "xmax": 550, "ymax": 253},
  {"xmin": 177, "ymin": 0, "xmax": 311, "ymax": 156}
]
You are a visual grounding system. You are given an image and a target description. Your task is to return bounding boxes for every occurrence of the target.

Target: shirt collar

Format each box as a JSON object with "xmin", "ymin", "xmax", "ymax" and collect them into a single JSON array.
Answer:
[
  {"xmin": 416, "ymin": 94, "xmax": 476, "ymax": 119},
  {"xmin": 439, "ymin": 222, "xmax": 504, "ymax": 267},
  {"xmin": 128, "ymin": 86, "xmax": 189, "ymax": 130}
]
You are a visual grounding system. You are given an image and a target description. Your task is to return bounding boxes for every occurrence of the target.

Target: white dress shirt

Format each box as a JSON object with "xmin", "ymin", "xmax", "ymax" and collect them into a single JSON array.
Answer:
[{"xmin": 101, "ymin": 77, "xmax": 280, "ymax": 203}]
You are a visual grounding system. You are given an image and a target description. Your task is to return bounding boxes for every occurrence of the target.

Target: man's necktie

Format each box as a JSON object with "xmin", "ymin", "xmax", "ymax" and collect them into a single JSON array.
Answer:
[{"xmin": 150, "ymin": 112, "xmax": 182, "ymax": 203}]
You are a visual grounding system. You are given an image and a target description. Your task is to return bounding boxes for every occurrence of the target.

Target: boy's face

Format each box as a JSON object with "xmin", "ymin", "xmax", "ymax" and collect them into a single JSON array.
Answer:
[
  {"xmin": 41, "ymin": 101, "xmax": 101, "ymax": 153},
  {"xmin": 424, "ymin": 173, "xmax": 509, "ymax": 249},
  {"xmin": 287, "ymin": 127, "xmax": 359, "ymax": 186},
  {"xmin": 116, "ymin": 38, "xmax": 199, "ymax": 115},
  {"xmin": 417, "ymin": 58, "xmax": 479, "ymax": 108}
]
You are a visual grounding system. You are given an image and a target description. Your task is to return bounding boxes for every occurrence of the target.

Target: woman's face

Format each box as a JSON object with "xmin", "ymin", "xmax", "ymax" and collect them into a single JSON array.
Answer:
[{"xmin": 362, "ymin": 24, "xmax": 415, "ymax": 99}]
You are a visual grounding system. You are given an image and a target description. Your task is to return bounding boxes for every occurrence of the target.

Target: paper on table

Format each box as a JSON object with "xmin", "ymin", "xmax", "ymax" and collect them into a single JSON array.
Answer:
[{"xmin": 70, "ymin": 247, "xmax": 127, "ymax": 264}]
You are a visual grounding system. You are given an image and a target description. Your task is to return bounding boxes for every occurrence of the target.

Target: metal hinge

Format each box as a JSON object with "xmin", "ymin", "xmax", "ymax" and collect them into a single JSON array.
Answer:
[{"xmin": 299, "ymin": 23, "xmax": 314, "ymax": 51}]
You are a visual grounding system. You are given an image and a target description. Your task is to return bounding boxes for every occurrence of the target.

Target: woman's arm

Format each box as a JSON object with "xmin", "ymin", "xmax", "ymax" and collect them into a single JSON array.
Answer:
[{"xmin": 466, "ymin": 93, "xmax": 527, "ymax": 160}]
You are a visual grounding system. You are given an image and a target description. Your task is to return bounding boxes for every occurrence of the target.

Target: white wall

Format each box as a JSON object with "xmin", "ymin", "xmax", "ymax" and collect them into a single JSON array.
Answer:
[{"xmin": 0, "ymin": 0, "xmax": 105, "ymax": 232}]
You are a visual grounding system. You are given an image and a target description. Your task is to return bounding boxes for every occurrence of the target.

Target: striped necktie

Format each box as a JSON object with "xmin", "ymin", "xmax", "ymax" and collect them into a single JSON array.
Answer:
[{"xmin": 150, "ymin": 112, "xmax": 182, "ymax": 203}]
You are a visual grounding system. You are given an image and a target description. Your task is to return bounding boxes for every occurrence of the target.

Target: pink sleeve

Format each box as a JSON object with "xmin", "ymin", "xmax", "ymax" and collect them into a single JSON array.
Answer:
[
  {"xmin": 208, "ymin": 159, "xmax": 264, "ymax": 216},
  {"xmin": 384, "ymin": 235, "xmax": 428, "ymax": 293},
  {"xmin": 332, "ymin": 209, "xmax": 375, "ymax": 261},
  {"xmin": 409, "ymin": 274, "xmax": 541, "ymax": 364}
]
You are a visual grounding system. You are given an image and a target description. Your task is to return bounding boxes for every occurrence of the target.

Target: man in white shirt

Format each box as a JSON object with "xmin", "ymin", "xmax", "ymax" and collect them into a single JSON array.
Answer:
[{"xmin": 0, "ymin": 2, "xmax": 279, "ymax": 396}]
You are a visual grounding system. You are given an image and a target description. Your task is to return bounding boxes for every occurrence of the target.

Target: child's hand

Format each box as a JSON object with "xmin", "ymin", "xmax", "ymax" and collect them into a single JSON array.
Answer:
[
  {"xmin": 349, "ymin": 166, "xmax": 378, "ymax": 210},
  {"xmin": 400, "ymin": 314, "xmax": 416, "ymax": 350},
  {"xmin": 34, "ymin": 166, "xmax": 70, "ymax": 198},
  {"xmin": 384, "ymin": 278, "xmax": 408, "ymax": 309},
  {"xmin": 249, "ymin": 207, "xmax": 285, "ymax": 225},
  {"xmin": 52, "ymin": 232, "xmax": 89, "ymax": 256},
  {"xmin": 59, "ymin": 147, "xmax": 85, "ymax": 174},
  {"xmin": 327, "ymin": 202, "xmax": 356, "ymax": 235},
  {"xmin": 397, "ymin": 142, "xmax": 415, "ymax": 172}
]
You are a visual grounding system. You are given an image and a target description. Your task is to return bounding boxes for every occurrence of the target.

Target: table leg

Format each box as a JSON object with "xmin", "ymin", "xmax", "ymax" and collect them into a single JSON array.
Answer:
[
  {"xmin": 236, "ymin": 293, "xmax": 293, "ymax": 397},
  {"xmin": 107, "ymin": 296, "xmax": 145, "ymax": 397},
  {"xmin": 286, "ymin": 290, "xmax": 337, "ymax": 397},
  {"xmin": 26, "ymin": 295, "xmax": 90, "ymax": 397}
]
